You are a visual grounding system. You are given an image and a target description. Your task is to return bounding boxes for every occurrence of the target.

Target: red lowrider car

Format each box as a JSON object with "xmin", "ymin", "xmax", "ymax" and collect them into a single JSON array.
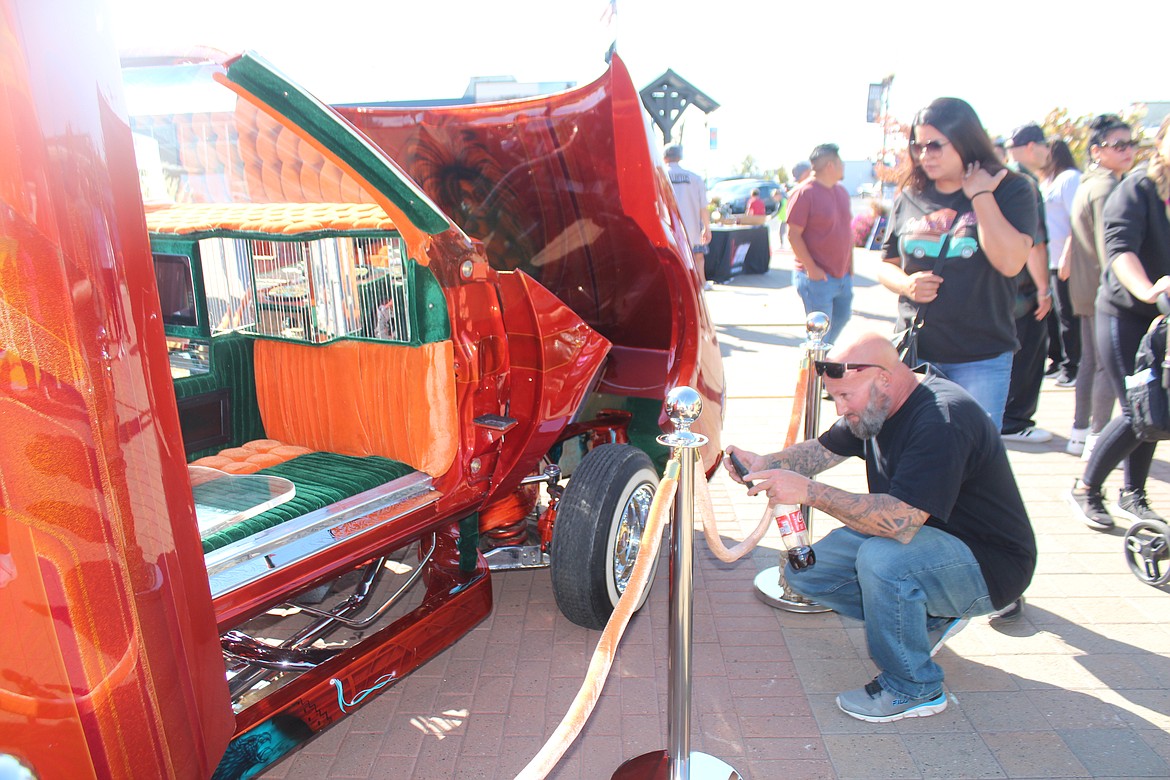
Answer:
[{"xmin": 0, "ymin": 1, "xmax": 724, "ymax": 777}]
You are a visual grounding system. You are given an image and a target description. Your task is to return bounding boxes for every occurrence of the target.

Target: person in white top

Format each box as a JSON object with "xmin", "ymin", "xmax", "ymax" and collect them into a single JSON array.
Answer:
[
  {"xmin": 664, "ymin": 145, "xmax": 712, "ymax": 288},
  {"xmin": 1041, "ymin": 139, "xmax": 1082, "ymax": 388}
]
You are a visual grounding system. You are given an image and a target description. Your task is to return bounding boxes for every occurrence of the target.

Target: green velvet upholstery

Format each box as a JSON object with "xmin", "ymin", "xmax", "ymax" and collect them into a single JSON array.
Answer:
[
  {"xmin": 413, "ymin": 264, "xmax": 451, "ymax": 344},
  {"xmin": 174, "ymin": 333, "xmax": 266, "ymax": 461},
  {"xmin": 201, "ymin": 452, "xmax": 415, "ymax": 554}
]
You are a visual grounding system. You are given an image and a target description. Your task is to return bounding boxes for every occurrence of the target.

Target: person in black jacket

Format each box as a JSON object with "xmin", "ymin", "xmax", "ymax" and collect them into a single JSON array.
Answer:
[{"xmin": 1066, "ymin": 115, "xmax": 1170, "ymax": 528}]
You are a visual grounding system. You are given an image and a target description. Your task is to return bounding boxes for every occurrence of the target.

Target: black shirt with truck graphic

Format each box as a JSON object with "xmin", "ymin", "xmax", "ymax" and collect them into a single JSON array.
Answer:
[{"xmin": 883, "ymin": 175, "xmax": 1038, "ymax": 363}]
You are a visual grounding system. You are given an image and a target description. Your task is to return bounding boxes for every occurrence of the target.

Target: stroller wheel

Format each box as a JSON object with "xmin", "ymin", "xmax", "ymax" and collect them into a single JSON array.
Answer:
[{"xmin": 1123, "ymin": 519, "xmax": 1170, "ymax": 586}]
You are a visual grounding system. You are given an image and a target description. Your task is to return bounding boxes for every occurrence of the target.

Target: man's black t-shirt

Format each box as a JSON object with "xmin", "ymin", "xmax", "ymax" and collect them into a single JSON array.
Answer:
[
  {"xmin": 818, "ymin": 372, "xmax": 1036, "ymax": 610},
  {"xmin": 883, "ymin": 174, "xmax": 1038, "ymax": 362}
]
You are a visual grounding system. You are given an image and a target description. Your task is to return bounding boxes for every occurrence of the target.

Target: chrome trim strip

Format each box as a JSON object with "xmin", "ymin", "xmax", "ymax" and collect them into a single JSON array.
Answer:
[{"xmin": 206, "ymin": 471, "xmax": 439, "ymax": 597}]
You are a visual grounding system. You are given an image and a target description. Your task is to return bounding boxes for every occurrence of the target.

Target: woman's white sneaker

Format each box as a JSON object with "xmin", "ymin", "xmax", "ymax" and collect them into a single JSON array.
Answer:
[
  {"xmin": 1002, "ymin": 426, "xmax": 1053, "ymax": 444},
  {"xmin": 1066, "ymin": 426, "xmax": 1089, "ymax": 455}
]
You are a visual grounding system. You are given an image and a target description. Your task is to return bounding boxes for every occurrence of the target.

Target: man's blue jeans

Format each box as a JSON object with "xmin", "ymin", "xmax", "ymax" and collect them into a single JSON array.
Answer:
[
  {"xmin": 793, "ymin": 271, "xmax": 852, "ymax": 348},
  {"xmin": 931, "ymin": 352, "xmax": 1013, "ymax": 433},
  {"xmin": 786, "ymin": 526, "xmax": 994, "ymax": 699}
]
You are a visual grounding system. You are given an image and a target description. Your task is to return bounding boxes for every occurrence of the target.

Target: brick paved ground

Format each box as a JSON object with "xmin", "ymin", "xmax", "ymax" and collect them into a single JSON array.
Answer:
[{"xmin": 262, "ymin": 235, "xmax": 1170, "ymax": 779}]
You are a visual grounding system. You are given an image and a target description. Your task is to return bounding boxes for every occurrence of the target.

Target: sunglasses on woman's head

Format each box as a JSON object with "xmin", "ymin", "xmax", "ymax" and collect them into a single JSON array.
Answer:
[{"xmin": 813, "ymin": 361, "xmax": 884, "ymax": 379}]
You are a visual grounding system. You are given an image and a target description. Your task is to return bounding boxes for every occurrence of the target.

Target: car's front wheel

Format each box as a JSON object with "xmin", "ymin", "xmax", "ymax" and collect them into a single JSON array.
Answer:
[{"xmin": 550, "ymin": 444, "xmax": 660, "ymax": 629}]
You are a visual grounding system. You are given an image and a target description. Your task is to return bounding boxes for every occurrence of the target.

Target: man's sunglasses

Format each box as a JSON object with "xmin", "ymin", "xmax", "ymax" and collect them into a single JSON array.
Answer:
[
  {"xmin": 1099, "ymin": 139, "xmax": 1138, "ymax": 151},
  {"xmin": 813, "ymin": 361, "xmax": 885, "ymax": 379}
]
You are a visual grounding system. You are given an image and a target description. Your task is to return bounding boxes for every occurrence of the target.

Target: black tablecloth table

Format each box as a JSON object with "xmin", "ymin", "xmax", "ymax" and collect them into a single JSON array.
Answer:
[{"xmin": 705, "ymin": 224, "xmax": 771, "ymax": 283}]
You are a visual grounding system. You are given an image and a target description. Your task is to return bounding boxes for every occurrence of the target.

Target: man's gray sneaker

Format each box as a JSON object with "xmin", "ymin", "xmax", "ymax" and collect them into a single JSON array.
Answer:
[
  {"xmin": 1115, "ymin": 488, "xmax": 1164, "ymax": 524},
  {"xmin": 1065, "ymin": 480, "xmax": 1113, "ymax": 530},
  {"xmin": 927, "ymin": 617, "xmax": 969, "ymax": 656},
  {"xmin": 837, "ymin": 678, "xmax": 947, "ymax": 723}
]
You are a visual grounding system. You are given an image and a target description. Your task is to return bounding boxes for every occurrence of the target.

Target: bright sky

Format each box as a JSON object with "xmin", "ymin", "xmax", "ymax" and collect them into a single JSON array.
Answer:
[{"xmin": 109, "ymin": 0, "xmax": 1168, "ymax": 180}]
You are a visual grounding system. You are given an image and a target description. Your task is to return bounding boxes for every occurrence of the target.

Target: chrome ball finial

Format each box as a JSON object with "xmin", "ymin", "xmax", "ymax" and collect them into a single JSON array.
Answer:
[
  {"xmin": 805, "ymin": 311, "xmax": 830, "ymax": 343},
  {"xmin": 665, "ymin": 386, "xmax": 703, "ymax": 433}
]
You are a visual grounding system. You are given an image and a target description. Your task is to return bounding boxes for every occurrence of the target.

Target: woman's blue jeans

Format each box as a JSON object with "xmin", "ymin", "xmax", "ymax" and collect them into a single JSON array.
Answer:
[
  {"xmin": 931, "ymin": 352, "xmax": 1013, "ymax": 432},
  {"xmin": 786, "ymin": 526, "xmax": 994, "ymax": 699}
]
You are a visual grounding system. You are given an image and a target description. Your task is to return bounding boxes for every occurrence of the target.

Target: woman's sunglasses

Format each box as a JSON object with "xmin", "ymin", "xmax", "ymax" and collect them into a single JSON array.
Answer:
[
  {"xmin": 909, "ymin": 139, "xmax": 951, "ymax": 157},
  {"xmin": 1099, "ymin": 140, "xmax": 1138, "ymax": 151},
  {"xmin": 813, "ymin": 361, "xmax": 884, "ymax": 379}
]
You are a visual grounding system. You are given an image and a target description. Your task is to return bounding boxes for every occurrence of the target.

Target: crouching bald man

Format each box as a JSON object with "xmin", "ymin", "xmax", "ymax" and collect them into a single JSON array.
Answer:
[{"xmin": 725, "ymin": 331, "xmax": 1035, "ymax": 722}]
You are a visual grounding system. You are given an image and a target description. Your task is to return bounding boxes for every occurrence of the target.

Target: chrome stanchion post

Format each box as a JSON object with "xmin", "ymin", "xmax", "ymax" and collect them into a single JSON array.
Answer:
[
  {"xmin": 613, "ymin": 387, "xmax": 741, "ymax": 780},
  {"xmin": 754, "ymin": 312, "xmax": 833, "ymax": 613}
]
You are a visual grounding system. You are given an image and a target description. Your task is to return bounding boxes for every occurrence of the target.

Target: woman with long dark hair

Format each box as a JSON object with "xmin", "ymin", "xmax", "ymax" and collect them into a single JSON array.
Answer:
[
  {"xmin": 1068, "ymin": 115, "xmax": 1170, "ymax": 528},
  {"xmin": 1041, "ymin": 139, "xmax": 1083, "ymax": 393},
  {"xmin": 879, "ymin": 97, "xmax": 1038, "ymax": 429},
  {"xmin": 1060, "ymin": 115, "xmax": 1137, "ymax": 457}
]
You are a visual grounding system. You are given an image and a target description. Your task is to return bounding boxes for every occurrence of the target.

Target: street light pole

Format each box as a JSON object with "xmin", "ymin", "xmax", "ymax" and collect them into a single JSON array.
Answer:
[{"xmin": 880, "ymin": 74, "xmax": 894, "ymax": 197}]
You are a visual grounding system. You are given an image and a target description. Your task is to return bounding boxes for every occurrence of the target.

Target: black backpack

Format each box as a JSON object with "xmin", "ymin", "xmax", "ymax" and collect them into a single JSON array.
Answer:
[{"xmin": 1126, "ymin": 314, "xmax": 1170, "ymax": 441}]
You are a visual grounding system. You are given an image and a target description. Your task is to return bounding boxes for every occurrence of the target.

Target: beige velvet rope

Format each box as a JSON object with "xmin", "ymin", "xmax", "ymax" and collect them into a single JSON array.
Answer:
[
  {"xmin": 786, "ymin": 357, "xmax": 810, "ymax": 450},
  {"xmin": 518, "ymin": 366, "xmax": 809, "ymax": 778},
  {"xmin": 515, "ymin": 459, "xmax": 680, "ymax": 780},
  {"xmin": 695, "ymin": 357, "xmax": 809, "ymax": 562},
  {"xmin": 693, "ymin": 458, "xmax": 775, "ymax": 563}
]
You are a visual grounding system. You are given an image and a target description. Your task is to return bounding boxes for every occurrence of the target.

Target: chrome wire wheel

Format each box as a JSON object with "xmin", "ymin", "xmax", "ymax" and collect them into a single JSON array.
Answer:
[{"xmin": 610, "ymin": 481, "xmax": 656, "ymax": 597}]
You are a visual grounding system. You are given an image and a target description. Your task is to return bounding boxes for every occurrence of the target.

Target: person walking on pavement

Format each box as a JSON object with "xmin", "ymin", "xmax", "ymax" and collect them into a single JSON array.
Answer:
[
  {"xmin": 788, "ymin": 143, "xmax": 854, "ymax": 347},
  {"xmin": 664, "ymin": 144, "xmax": 713, "ymax": 290},
  {"xmin": 1041, "ymin": 139, "xmax": 1083, "ymax": 390},
  {"xmin": 1000, "ymin": 123, "xmax": 1055, "ymax": 444},
  {"xmin": 878, "ymin": 98, "xmax": 1037, "ymax": 432},
  {"xmin": 1067, "ymin": 115, "xmax": 1170, "ymax": 530},
  {"xmin": 725, "ymin": 332, "xmax": 1036, "ymax": 722},
  {"xmin": 1061, "ymin": 115, "xmax": 1135, "ymax": 458},
  {"xmin": 777, "ymin": 161, "xmax": 811, "ymax": 248}
]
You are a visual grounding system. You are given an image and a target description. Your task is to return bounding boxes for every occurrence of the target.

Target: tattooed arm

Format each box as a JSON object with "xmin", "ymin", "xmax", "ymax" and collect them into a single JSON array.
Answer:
[
  {"xmin": 744, "ymin": 466, "xmax": 928, "ymax": 544},
  {"xmin": 805, "ymin": 483, "xmax": 928, "ymax": 543},
  {"xmin": 761, "ymin": 439, "xmax": 848, "ymax": 477},
  {"xmin": 725, "ymin": 440, "xmax": 846, "ymax": 486}
]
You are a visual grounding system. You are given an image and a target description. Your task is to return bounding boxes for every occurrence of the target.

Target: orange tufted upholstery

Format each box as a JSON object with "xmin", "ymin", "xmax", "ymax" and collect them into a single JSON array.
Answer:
[
  {"xmin": 190, "ymin": 439, "xmax": 312, "ymax": 473},
  {"xmin": 252, "ymin": 339, "xmax": 458, "ymax": 476},
  {"xmin": 145, "ymin": 201, "xmax": 397, "ymax": 235}
]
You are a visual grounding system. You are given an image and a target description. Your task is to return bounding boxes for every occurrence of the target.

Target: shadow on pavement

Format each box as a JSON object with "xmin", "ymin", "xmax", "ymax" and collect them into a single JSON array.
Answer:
[
  {"xmin": 716, "ymin": 325, "xmax": 806, "ymax": 354},
  {"xmin": 973, "ymin": 603, "xmax": 1170, "ymax": 776}
]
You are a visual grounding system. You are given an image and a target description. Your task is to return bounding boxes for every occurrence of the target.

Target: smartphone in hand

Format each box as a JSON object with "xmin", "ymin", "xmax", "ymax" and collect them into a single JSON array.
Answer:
[{"xmin": 728, "ymin": 451, "xmax": 754, "ymax": 489}]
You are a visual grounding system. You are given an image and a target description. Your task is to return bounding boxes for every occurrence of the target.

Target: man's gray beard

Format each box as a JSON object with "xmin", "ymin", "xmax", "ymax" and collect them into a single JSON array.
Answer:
[{"xmin": 846, "ymin": 385, "xmax": 891, "ymax": 439}]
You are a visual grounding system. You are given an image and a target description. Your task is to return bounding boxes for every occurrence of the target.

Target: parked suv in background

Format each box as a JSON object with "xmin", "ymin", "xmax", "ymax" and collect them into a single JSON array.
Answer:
[{"xmin": 708, "ymin": 178, "xmax": 783, "ymax": 217}]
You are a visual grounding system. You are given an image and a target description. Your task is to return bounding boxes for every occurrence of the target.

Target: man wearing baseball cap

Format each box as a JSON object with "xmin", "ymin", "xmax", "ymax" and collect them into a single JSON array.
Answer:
[{"xmin": 1000, "ymin": 123, "xmax": 1055, "ymax": 447}]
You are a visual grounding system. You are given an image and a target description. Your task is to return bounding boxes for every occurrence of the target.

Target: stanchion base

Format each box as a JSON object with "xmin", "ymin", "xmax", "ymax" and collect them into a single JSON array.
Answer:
[
  {"xmin": 612, "ymin": 750, "xmax": 741, "ymax": 779},
  {"xmin": 753, "ymin": 566, "xmax": 833, "ymax": 613}
]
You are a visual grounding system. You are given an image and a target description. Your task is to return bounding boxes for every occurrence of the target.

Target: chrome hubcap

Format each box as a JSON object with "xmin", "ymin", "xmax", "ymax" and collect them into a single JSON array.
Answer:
[{"xmin": 612, "ymin": 482, "xmax": 655, "ymax": 594}]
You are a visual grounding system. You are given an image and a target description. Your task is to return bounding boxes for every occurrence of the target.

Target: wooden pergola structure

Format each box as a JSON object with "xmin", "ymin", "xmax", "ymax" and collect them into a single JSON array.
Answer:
[{"xmin": 639, "ymin": 69, "xmax": 719, "ymax": 146}]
